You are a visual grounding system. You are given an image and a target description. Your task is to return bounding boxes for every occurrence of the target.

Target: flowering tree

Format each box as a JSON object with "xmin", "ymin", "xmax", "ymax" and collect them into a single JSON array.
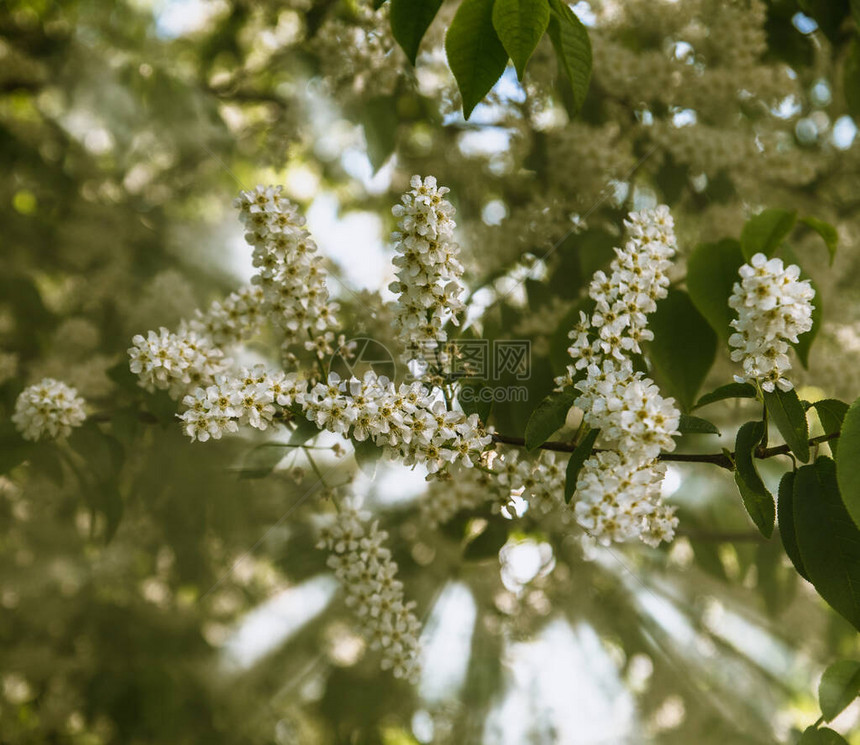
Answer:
[{"xmin": 3, "ymin": 0, "xmax": 860, "ymax": 743}]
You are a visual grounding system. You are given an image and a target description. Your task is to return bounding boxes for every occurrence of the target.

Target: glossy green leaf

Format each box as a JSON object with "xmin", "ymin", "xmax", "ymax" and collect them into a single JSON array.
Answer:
[
  {"xmin": 764, "ymin": 388, "xmax": 810, "ymax": 462},
  {"xmin": 238, "ymin": 443, "xmax": 288, "ymax": 479},
  {"xmin": 686, "ymin": 238, "xmax": 745, "ymax": 343},
  {"xmin": 800, "ymin": 216, "xmax": 838, "ymax": 265},
  {"xmin": 546, "ymin": 0, "xmax": 592, "ymax": 114},
  {"xmin": 819, "ymin": 660, "xmax": 860, "ymax": 721},
  {"xmin": 735, "ymin": 474, "xmax": 775, "ymax": 539},
  {"xmin": 524, "ymin": 389, "xmax": 575, "ymax": 451},
  {"xmin": 492, "ymin": 0, "xmax": 550, "ymax": 80},
  {"xmin": 845, "ymin": 36, "xmax": 860, "ymax": 119},
  {"xmin": 29, "ymin": 444, "xmax": 64, "ymax": 486},
  {"xmin": 777, "ymin": 470, "xmax": 809, "ymax": 580},
  {"xmin": 740, "ymin": 208, "xmax": 797, "ymax": 260},
  {"xmin": 647, "ymin": 288, "xmax": 716, "ymax": 411},
  {"xmin": 289, "ymin": 416, "xmax": 320, "ymax": 446},
  {"xmin": 799, "ymin": 726, "xmax": 850, "ymax": 745},
  {"xmin": 693, "ymin": 381, "xmax": 757, "ymax": 410},
  {"xmin": 795, "ymin": 457, "xmax": 860, "ymax": 631},
  {"xmin": 734, "ymin": 420, "xmax": 774, "ymax": 537},
  {"xmin": 463, "ymin": 519, "xmax": 508, "ymax": 561},
  {"xmin": 360, "ymin": 96, "xmax": 399, "ymax": 172},
  {"xmin": 836, "ymin": 396, "xmax": 860, "ymax": 529},
  {"xmin": 813, "ymin": 398, "xmax": 848, "ymax": 457},
  {"xmin": 445, "ymin": 0, "xmax": 510, "ymax": 118},
  {"xmin": 390, "ymin": 0, "xmax": 443, "ymax": 64},
  {"xmin": 677, "ymin": 414, "xmax": 720, "ymax": 435},
  {"xmin": 459, "ymin": 379, "xmax": 493, "ymax": 422},
  {"xmin": 564, "ymin": 428, "xmax": 599, "ymax": 503},
  {"xmin": 354, "ymin": 437, "xmax": 382, "ymax": 477}
]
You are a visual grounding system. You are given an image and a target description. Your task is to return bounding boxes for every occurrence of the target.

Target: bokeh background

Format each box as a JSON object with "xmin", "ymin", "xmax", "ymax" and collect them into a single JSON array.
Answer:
[{"xmin": 2, "ymin": 0, "xmax": 860, "ymax": 743}]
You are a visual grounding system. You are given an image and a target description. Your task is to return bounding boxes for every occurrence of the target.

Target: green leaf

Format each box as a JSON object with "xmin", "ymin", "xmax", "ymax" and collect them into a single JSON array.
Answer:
[
  {"xmin": 68, "ymin": 422, "xmax": 125, "ymax": 482},
  {"xmin": 740, "ymin": 208, "xmax": 797, "ymax": 261},
  {"xmin": 564, "ymin": 428, "xmax": 599, "ymax": 503},
  {"xmin": 390, "ymin": 0, "xmax": 443, "ymax": 65},
  {"xmin": 29, "ymin": 444, "xmax": 65, "ymax": 487},
  {"xmin": 800, "ymin": 216, "xmax": 839, "ymax": 265},
  {"xmin": 794, "ymin": 457, "xmax": 860, "ymax": 631},
  {"xmin": 777, "ymin": 470, "xmax": 809, "ymax": 581},
  {"xmin": 793, "ymin": 274, "xmax": 822, "ymax": 369},
  {"xmin": 353, "ymin": 437, "xmax": 382, "ymax": 477},
  {"xmin": 735, "ymin": 474, "xmax": 775, "ymax": 539},
  {"xmin": 763, "ymin": 388, "xmax": 810, "ymax": 462},
  {"xmin": 463, "ymin": 519, "xmax": 508, "ymax": 561},
  {"xmin": 459, "ymin": 379, "xmax": 493, "ymax": 422},
  {"xmin": 546, "ymin": 0, "xmax": 592, "ymax": 115},
  {"xmin": 799, "ymin": 726, "xmax": 850, "ymax": 745},
  {"xmin": 844, "ymin": 36, "xmax": 860, "ymax": 119},
  {"xmin": 819, "ymin": 660, "xmax": 860, "ymax": 721},
  {"xmin": 693, "ymin": 382, "xmax": 757, "ymax": 410},
  {"xmin": 99, "ymin": 479, "xmax": 124, "ymax": 544},
  {"xmin": 813, "ymin": 399, "xmax": 848, "ymax": 457},
  {"xmin": 524, "ymin": 389, "xmax": 575, "ymax": 451},
  {"xmin": 734, "ymin": 420, "xmax": 774, "ymax": 537},
  {"xmin": 445, "ymin": 0, "xmax": 510, "ymax": 118},
  {"xmin": 238, "ymin": 443, "xmax": 289, "ymax": 479},
  {"xmin": 492, "ymin": 0, "xmax": 550, "ymax": 80},
  {"xmin": 836, "ymin": 396, "xmax": 860, "ymax": 529},
  {"xmin": 373, "ymin": 0, "xmax": 388, "ymax": 8},
  {"xmin": 677, "ymin": 414, "xmax": 720, "ymax": 436},
  {"xmin": 647, "ymin": 289, "xmax": 716, "ymax": 411},
  {"xmin": 686, "ymin": 238, "xmax": 745, "ymax": 343},
  {"xmin": 289, "ymin": 416, "xmax": 319, "ymax": 447},
  {"xmin": 360, "ymin": 96, "xmax": 399, "ymax": 172}
]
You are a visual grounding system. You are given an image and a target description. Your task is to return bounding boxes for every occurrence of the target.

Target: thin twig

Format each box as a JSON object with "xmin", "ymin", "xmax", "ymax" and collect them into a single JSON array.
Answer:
[{"xmin": 490, "ymin": 430, "xmax": 841, "ymax": 471}]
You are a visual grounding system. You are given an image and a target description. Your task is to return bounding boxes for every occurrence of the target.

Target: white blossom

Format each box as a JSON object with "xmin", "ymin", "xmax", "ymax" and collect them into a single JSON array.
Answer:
[
  {"xmin": 317, "ymin": 503, "xmax": 421, "ymax": 682},
  {"xmin": 233, "ymin": 185, "xmax": 340, "ymax": 358},
  {"xmin": 389, "ymin": 175, "xmax": 465, "ymax": 366},
  {"xmin": 128, "ymin": 327, "xmax": 227, "ymax": 399},
  {"xmin": 13, "ymin": 378, "xmax": 86, "ymax": 441},
  {"xmin": 728, "ymin": 252, "xmax": 815, "ymax": 393},
  {"xmin": 178, "ymin": 365, "xmax": 306, "ymax": 442},
  {"xmin": 559, "ymin": 206, "xmax": 682, "ymax": 546}
]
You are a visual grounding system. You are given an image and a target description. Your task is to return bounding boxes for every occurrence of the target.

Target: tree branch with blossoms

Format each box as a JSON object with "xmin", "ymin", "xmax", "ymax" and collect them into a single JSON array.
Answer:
[{"xmin": 11, "ymin": 173, "xmax": 860, "ymax": 682}]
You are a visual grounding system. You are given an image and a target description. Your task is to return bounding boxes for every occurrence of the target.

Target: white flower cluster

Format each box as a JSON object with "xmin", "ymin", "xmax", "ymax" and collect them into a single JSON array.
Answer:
[
  {"xmin": 420, "ymin": 450, "xmax": 571, "ymax": 527},
  {"xmin": 561, "ymin": 206, "xmax": 681, "ymax": 546},
  {"xmin": 389, "ymin": 176, "xmax": 465, "ymax": 366},
  {"xmin": 178, "ymin": 365, "xmax": 306, "ymax": 442},
  {"xmin": 187, "ymin": 285, "xmax": 265, "ymax": 348},
  {"xmin": 574, "ymin": 451, "xmax": 677, "ymax": 547},
  {"xmin": 13, "ymin": 378, "xmax": 87, "ymax": 441},
  {"xmin": 317, "ymin": 504, "xmax": 421, "ymax": 682},
  {"xmin": 299, "ymin": 372, "xmax": 491, "ymax": 474},
  {"xmin": 728, "ymin": 252, "xmax": 815, "ymax": 393},
  {"xmin": 496, "ymin": 449, "xmax": 568, "ymax": 517},
  {"xmin": 128, "ymin": 327, "xmax": 227, "ymax": 399},
  {"xmin": 234, "ymin": 185, "xmax": 339, "ymax": 358}
]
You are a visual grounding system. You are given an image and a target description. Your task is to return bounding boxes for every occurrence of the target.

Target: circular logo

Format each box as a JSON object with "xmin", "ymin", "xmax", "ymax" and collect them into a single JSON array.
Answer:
[{"xmin": 327, "ymin": 337, "xmax": 397, "ymax": 382}]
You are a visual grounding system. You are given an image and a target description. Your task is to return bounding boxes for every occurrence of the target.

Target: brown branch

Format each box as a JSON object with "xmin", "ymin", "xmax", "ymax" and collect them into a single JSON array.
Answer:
[{"xmin": 491, "ymin": 430, "xmax": 841, "ymax": 471}]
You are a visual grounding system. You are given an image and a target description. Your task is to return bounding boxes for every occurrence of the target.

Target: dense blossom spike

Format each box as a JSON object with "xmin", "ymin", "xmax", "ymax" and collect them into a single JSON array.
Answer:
[
  {"xmin": 560, "ymin": 206, "xmax": 682, "ymax": 547},
  {"xmin": 728, "ymin": 252, "xmax": 815, "ymax": 393},
  {"xmin": 317, "ymin": 503, "xmax": 421, "ymax": 682},
  {"xmin": 234, "ymin": 185, "xmax": 340, "ymax": 358},
  {"xmin": 389, "ymin": 175, "xmax": 465, "ymax": 368}
]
